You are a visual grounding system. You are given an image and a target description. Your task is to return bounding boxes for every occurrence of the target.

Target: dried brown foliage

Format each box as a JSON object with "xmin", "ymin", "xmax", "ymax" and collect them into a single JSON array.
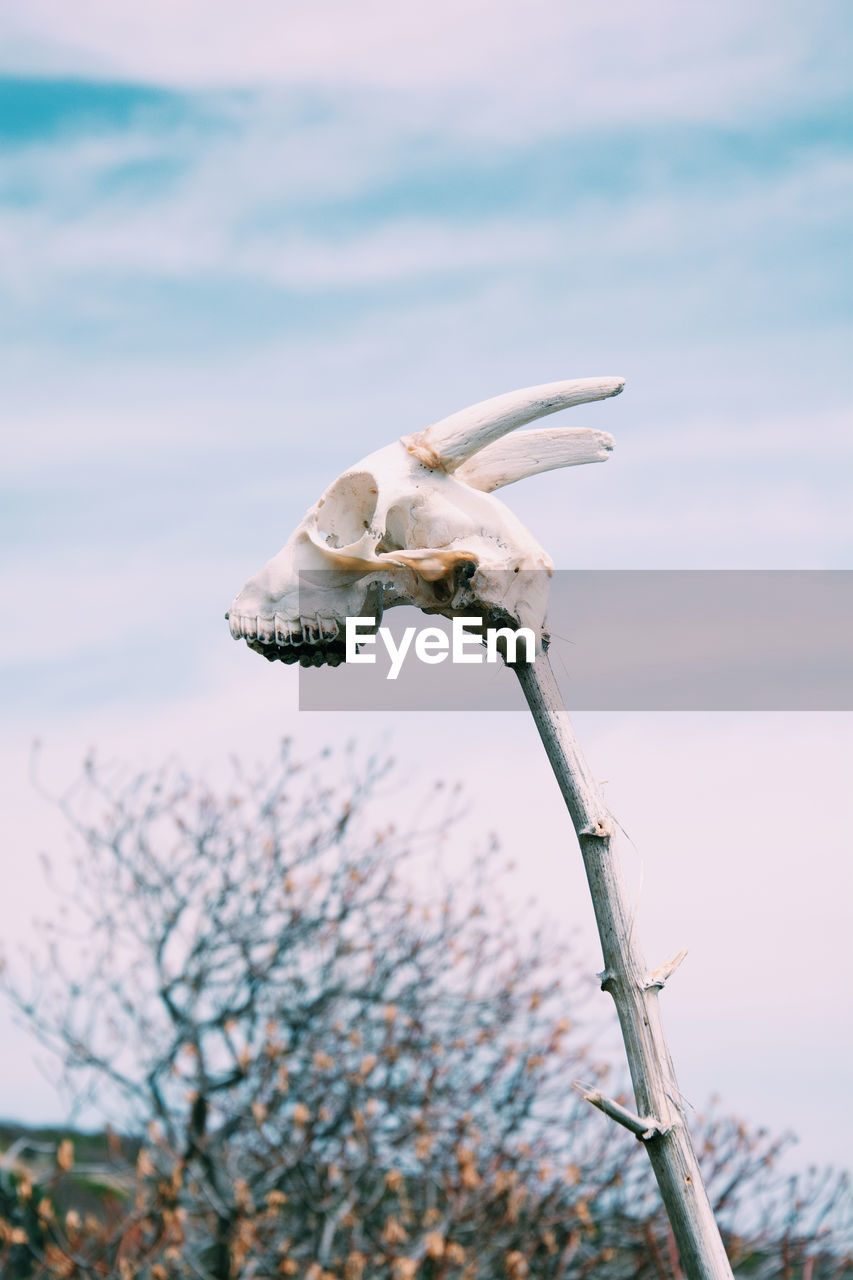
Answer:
[{"xmin": 2, "ymin": 743, "xmax": 850, "ymax": 1278}]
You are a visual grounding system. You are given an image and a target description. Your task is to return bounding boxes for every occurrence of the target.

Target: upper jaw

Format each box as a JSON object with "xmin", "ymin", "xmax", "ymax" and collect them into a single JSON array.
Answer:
[
  {"xmin": 225, "ymin": 570, "xmax": 378, "ymax": 667},
  {"xmin": 226, "ymin": 608, "xmax": 347, "ymax": 666}
]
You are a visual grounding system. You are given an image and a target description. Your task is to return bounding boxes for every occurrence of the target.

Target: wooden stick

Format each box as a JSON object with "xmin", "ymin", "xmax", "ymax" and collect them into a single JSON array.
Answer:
[{"xmin": 513, "ymin": 652, "xmax": 733, "ymax": 1280}]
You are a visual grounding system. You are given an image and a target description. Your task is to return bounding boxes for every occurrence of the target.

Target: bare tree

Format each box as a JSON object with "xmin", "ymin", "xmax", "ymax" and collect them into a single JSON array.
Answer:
[{"xmin": 2, "ymin": 744, "xmax": 851, "ymax": 1279}]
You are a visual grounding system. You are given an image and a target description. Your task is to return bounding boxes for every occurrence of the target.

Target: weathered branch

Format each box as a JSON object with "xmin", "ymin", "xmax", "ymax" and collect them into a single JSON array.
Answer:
[
  {"xmin": 513, "ymin": 652, "xmax": 734, "ymax": 1280},
  {"xmin": 575, "ymin": 1084, "xmax": 665, "ymax": 1141},
  {"xmin": 646, "ymin": 948, "xmax": 689, "ymax": 991}
]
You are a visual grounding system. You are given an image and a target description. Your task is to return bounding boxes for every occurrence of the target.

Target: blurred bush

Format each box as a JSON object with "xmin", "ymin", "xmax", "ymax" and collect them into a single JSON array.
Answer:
[{"xmin": 1, "ymin": 743, "xmax": 850, "ymax": 1278}]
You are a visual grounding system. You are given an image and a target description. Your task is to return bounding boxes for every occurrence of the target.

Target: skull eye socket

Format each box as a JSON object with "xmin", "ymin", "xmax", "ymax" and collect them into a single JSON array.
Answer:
[
  {"xmin": 316, "ymin": 472, "xmax": 378, "ymax": 548},
  {"xmin": 376, "ymin": 503, "xmax": 410, "ymax": 554},
  {"xmin": 383, "ymin": 501, "xmax": 433, "ymax": 553}
]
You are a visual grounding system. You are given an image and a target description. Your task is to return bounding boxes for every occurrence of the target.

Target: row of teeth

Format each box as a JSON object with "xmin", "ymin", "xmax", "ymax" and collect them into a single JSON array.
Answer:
[{"xmin": 228, "ymin": 613, "xmax": 340, "ymax": 646}]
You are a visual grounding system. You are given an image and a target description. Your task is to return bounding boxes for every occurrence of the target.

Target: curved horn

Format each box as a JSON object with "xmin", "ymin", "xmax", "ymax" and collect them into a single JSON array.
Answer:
[
  {"xmin": 454, "ymin": 426, "xmax": 614, "ymax": 492},
  {"xmin": 401, "ymin": 376, "xmax": 624, "ymax": 471}
]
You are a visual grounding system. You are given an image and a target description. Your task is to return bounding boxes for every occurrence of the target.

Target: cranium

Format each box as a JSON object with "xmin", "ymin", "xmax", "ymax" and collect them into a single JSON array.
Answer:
[{"xmin": 226, "ymin": 376, "xmax": 624, "ymax": 666}]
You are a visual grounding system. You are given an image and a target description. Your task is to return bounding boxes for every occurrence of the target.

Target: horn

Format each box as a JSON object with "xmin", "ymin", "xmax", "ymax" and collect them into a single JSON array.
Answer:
[
  {"xmin": 453, "ymin": 426, "xmax": 614, "ymax": 492},
  {"xmin": 401, "ymin": 376, "xmax": 624, "ymax": 471}
]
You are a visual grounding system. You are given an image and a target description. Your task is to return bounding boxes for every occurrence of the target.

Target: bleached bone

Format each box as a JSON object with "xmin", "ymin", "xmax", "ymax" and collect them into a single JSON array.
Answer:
[
  {"xmin": 226, "ymin": 376, "xmax": 623, "ymax": 666},
  {"xmin": 455, "ymin": 426, "xmax": 614, "ymax": 492},
  {"xmin": 402, "ymin": 376, "xmax": 624, "ymax": 471},
  {"xmin": 515, "ymin": 660, "xmax": 734, "ymax": 1279}
]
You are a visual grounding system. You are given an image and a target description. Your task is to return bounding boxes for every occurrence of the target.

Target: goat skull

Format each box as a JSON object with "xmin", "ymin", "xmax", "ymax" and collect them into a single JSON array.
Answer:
[{"xmin": 226, "ymin": 376, "xmax": 624, "ymax": 666}]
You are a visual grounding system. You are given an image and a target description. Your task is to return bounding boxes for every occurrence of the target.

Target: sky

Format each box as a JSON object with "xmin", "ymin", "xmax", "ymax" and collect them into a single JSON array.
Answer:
[{"xmin": 1, "ymin": 0, "xmax": 852, "ymax": 1173}]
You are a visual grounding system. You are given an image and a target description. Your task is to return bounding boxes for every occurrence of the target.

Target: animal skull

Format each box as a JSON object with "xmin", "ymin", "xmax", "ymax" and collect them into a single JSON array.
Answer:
[{"xmin": 226, "ymin": 376, "xmax": 624, "ymax": 666}]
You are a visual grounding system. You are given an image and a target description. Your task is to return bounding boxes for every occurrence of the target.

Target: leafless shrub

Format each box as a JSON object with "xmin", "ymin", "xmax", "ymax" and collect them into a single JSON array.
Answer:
[{"xmin": 2, "ymin": 743, "xmax": 850, "ymax": 1279}]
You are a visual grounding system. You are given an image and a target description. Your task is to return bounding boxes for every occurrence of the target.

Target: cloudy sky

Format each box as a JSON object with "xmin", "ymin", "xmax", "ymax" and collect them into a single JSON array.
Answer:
[{"xmin": 1, "ymin": 1, "xmax": 851, "ymax": 1171}]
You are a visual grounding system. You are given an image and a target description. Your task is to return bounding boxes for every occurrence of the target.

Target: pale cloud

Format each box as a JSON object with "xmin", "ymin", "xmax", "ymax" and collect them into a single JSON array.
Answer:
[
  {"xmin": 0, "ymin": 0, "xmax": 848, "ymax": 140},
  {"xmin": 0, "ymin": 202, "xmax": 562, "ymax": 291},
  {"xmin": 634, "ymin": 409, "xmax": 853, "ymax": 464},
  {"xmin": 1, "ymin": 105, "xmax": 849, "ymax": 318},
  {"xmin": 0, "ymin": 544, "xmax": 243, "ymax": 667}
]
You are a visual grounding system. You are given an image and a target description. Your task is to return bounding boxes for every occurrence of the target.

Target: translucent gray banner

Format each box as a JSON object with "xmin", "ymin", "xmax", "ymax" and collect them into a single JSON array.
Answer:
[{"xmin": 297, "ymin": 571, "xmax": 853, "ymax": 711}]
